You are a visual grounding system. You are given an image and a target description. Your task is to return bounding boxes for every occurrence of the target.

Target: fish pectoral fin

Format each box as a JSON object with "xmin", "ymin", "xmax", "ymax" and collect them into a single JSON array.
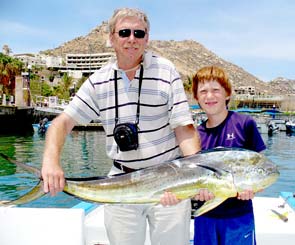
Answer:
[{"xmin": 192, "ymin": 197, "xmax": 227, "ymax": 217}]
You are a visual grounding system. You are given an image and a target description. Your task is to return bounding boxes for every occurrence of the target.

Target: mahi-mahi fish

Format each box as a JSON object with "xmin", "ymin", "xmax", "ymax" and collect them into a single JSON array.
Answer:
[{"xmin": 0, "ymin": 148, "xmax": 279, "ymax": 216}]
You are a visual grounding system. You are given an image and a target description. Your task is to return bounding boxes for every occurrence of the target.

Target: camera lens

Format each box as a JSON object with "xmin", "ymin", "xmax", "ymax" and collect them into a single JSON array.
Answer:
[{"xmin": 113, "ymin": 123, "xmax": 139, "ymax": 151}]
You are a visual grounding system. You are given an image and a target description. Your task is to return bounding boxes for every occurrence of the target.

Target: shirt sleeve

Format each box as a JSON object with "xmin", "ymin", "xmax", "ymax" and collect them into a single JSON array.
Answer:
[
  {"xmin": 64, "ymin": 77, "xmax": 100, "ymax": 125},
  {"xmin": 244, "ymin": 117, "xmax": 266, "ymax": 152},
  {"xmin": 168, "ymin": 67, "xmax": 194, "ymax": 129}
]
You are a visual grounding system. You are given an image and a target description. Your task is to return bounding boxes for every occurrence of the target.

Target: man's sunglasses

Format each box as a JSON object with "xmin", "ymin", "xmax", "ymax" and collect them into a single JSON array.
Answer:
[{"xmin": 116, "ymin": 29, "xmax": 146, "ymax": 39}]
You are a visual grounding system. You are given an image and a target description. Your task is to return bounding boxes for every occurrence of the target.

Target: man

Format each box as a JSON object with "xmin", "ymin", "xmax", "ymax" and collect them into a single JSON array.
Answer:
[{"xmin": 42, "ymin": 8, "xmax": 200, "ymax": 245}]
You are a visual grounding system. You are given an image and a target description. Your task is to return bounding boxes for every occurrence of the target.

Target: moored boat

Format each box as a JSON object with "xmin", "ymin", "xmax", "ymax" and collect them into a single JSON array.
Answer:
[
  {"xmin": 268, "ymin": 121, "xmax": 280, "ymax": 136},
  {"xmin": 286, "ymin": 120, "xmax": 295, "ymax": 134},
  {"xmin": 32, "ymin": 118, "xmax": 51, "ymax": 135}
]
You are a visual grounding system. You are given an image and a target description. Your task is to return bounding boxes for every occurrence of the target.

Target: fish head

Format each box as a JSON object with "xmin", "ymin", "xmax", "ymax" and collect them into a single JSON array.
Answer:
[
  {"xmin": 231, "ymin": 152, "xmax": 280, "ymax": 192},
  {"xmin": 190, "ymin": 148, "xmax": 280, "ymax": 194}
]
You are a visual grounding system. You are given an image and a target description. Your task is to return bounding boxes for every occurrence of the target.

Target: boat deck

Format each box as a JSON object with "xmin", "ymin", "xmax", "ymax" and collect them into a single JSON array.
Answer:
[
  {"xmin": 0, "ymin": 193, "xmax": 294, "ymax": 245},
  {"xmin": 83, "ymin": 194, "xmax": 295, "ymax": 245}
]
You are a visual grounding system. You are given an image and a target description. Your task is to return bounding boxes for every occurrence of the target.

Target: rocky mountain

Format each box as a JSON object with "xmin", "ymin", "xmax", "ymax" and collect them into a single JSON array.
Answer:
[
  {"xmin": 42, "ymin": 22, "xmax": 293, "ymax": 96},
  {"xmin": 269, "ymin": 77, "xmax": 295, "ymax": 95},
  {"xmin": 147, "ymin": 40, "xmax": 272, "ymax": 94}
]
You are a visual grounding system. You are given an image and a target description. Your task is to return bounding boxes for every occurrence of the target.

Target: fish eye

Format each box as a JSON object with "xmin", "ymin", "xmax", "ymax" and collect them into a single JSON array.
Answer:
[{"xmin": 256, "ymin": 168, "xmax": 265, "ymax": 174}]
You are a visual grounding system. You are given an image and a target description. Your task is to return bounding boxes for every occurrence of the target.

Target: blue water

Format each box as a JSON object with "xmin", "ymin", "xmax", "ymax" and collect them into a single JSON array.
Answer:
[
  {"xmin": 0, "ymin": 131, "xmax": 112, "ymax": 207},
  {"xmin": 0, "ymin": 131, "xmax": 294, "ymax": 207},
  {"xmin": 260, "ymin": 132, "xmax": 295, "ymax": 196}
]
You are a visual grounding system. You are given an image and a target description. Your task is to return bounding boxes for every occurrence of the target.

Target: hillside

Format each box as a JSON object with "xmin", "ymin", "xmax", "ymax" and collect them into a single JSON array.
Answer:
[
  {"xmin": 42, "ymin": 22, "xmax": 293, "ymax": 95},
  {"xmin": 269, "ymin": 77, "xmax": 295, "ymax": 94}
]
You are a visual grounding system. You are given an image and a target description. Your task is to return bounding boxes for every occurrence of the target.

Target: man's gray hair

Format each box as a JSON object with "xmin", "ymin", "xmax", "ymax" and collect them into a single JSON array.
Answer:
[{"xmin": 108, "ymin": 8, "xmax": 150, "ymax": 34}]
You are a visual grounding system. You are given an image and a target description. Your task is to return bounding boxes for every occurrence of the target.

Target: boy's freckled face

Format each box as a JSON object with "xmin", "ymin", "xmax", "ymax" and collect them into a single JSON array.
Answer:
[{"xmin": 197, "ymin": 80, "xmax": 230, "ymax": 115}]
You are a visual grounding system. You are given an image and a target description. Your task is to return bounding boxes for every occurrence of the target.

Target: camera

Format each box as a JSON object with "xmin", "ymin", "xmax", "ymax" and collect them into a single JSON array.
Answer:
[{"xmin": 113, "ymin": 122, "xmax": 139, "ymax": 151}]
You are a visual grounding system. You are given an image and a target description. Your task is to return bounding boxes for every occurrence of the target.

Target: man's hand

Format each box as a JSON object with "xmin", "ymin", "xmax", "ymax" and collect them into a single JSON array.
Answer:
[{"xmin": 41, "ymin": 163, "xmax": 65, "ymax": 196}]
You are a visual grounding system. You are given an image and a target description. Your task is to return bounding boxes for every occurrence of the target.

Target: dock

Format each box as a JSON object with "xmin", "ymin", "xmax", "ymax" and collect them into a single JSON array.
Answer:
[
  {"xmin": 1, "ymin": 104, "xmax": 108, "ymax": 134},
  {"xmin": 33, "ymin": 106, "xmax": 63, "ymax": 122},
  {"xmin": 34, "ymin": 107, "xmax": 103, "ymax": 131},
  {"xmin": 0, "ymin": 105, "xmax": 34, "ymax": 135},
  {"xmin": 73, "ymin": 123, "xmax": 103, "ymax": 131}
]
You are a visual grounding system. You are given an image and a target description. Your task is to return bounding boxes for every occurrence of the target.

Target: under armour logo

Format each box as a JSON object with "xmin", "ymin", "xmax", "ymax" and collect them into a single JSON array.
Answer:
[{"xmin": 226, "ymin": 133, "xmax": 235, "ymax": 140}]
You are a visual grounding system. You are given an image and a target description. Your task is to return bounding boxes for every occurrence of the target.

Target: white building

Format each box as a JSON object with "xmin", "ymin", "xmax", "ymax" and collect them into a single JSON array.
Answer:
[
  {"xmin": 13, "ymin": 53, "xmax": 46, "ymax": 67},
  {"xmin": 59, "ymin": 52, "xmax": 114, "ymax": 78},
  {"xmin": 43, "ymin": 55, "xmax": 64, "ymax": 68},
  {"xmin": 13, "ymin": 51, "xmax": 114, "ymax": 79}
]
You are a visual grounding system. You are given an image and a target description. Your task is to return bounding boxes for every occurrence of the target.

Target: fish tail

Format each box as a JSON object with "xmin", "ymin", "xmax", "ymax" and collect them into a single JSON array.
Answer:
[
  {"xmin": 0, "ymin": 181, "xmax": 45, "ymax": 206},
  {"xmin": 0, "ymin": 153, "xmax": 45, "ymax": 206}
]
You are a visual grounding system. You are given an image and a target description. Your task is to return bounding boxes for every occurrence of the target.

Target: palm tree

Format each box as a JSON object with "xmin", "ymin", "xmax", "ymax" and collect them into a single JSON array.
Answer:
[
  {"xmin": 53, "ymin": 73, "xmax": 73, "ymax": 100},
  {"xmin": 2, "ymin": 45, "xmax": 11, "ymax": 56}
]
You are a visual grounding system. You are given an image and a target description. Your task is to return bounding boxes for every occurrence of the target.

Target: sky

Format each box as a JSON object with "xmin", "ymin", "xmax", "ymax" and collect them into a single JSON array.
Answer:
[{"xmin": 1, "ymin": 0, "xmax": 295, "ymax": 82}]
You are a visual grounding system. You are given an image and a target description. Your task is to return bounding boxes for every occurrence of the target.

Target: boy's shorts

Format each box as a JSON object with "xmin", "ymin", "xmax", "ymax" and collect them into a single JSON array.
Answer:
[{"xmin": 194, "ymin": 212, "xmax": 256, "ymax": 245}]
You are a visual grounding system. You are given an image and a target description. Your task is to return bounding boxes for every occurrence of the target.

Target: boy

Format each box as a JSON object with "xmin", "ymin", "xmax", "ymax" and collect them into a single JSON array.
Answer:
[{"xmin": 192, "ymin": 66, "xmax": 266, "ymax": 245}]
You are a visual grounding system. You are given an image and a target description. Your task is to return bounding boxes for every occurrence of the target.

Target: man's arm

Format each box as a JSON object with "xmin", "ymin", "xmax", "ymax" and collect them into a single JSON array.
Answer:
[
  {"xmin": 41, "ymin": 112, "xmax": 76, "ymax": 196},
  {"xmin": 174, "ymin": 124, "xmax": 201, "ymax": 156}
]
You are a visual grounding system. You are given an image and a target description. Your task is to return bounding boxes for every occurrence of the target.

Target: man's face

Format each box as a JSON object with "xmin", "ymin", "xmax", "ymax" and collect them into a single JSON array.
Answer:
[{"xmin": 110, "ymin": 16, "xmax": 149, "ymax": 68}]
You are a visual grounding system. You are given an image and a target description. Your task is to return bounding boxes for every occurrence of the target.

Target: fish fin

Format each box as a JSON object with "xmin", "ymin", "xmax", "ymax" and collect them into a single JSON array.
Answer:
[
  {"xmin": 0, "ymin": 181, "xmax": 45, "ymax": 206},
  {"xmin": 66, "ymin": 176, "xmax": 108, "ymax": 181},
  {"xmin": 196, "ymin": 164, "xmax": 230, "ymax": 177},
  {"xmin": 0, "ymin": 152, "xmax": 41, "ymax": 178},
  {"xmin": 65, "ymin": 172, "xmax": 128, "ymax": 181},
  {"xmin": 192, "ymin": 198, "xmax": 228, "ymax": 217}
]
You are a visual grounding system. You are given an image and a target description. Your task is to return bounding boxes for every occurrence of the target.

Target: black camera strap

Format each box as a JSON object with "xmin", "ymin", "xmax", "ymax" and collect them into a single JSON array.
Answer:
[{"xmin": 114, "ymin": 64, "xmax": 143, "ymax": 125}]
